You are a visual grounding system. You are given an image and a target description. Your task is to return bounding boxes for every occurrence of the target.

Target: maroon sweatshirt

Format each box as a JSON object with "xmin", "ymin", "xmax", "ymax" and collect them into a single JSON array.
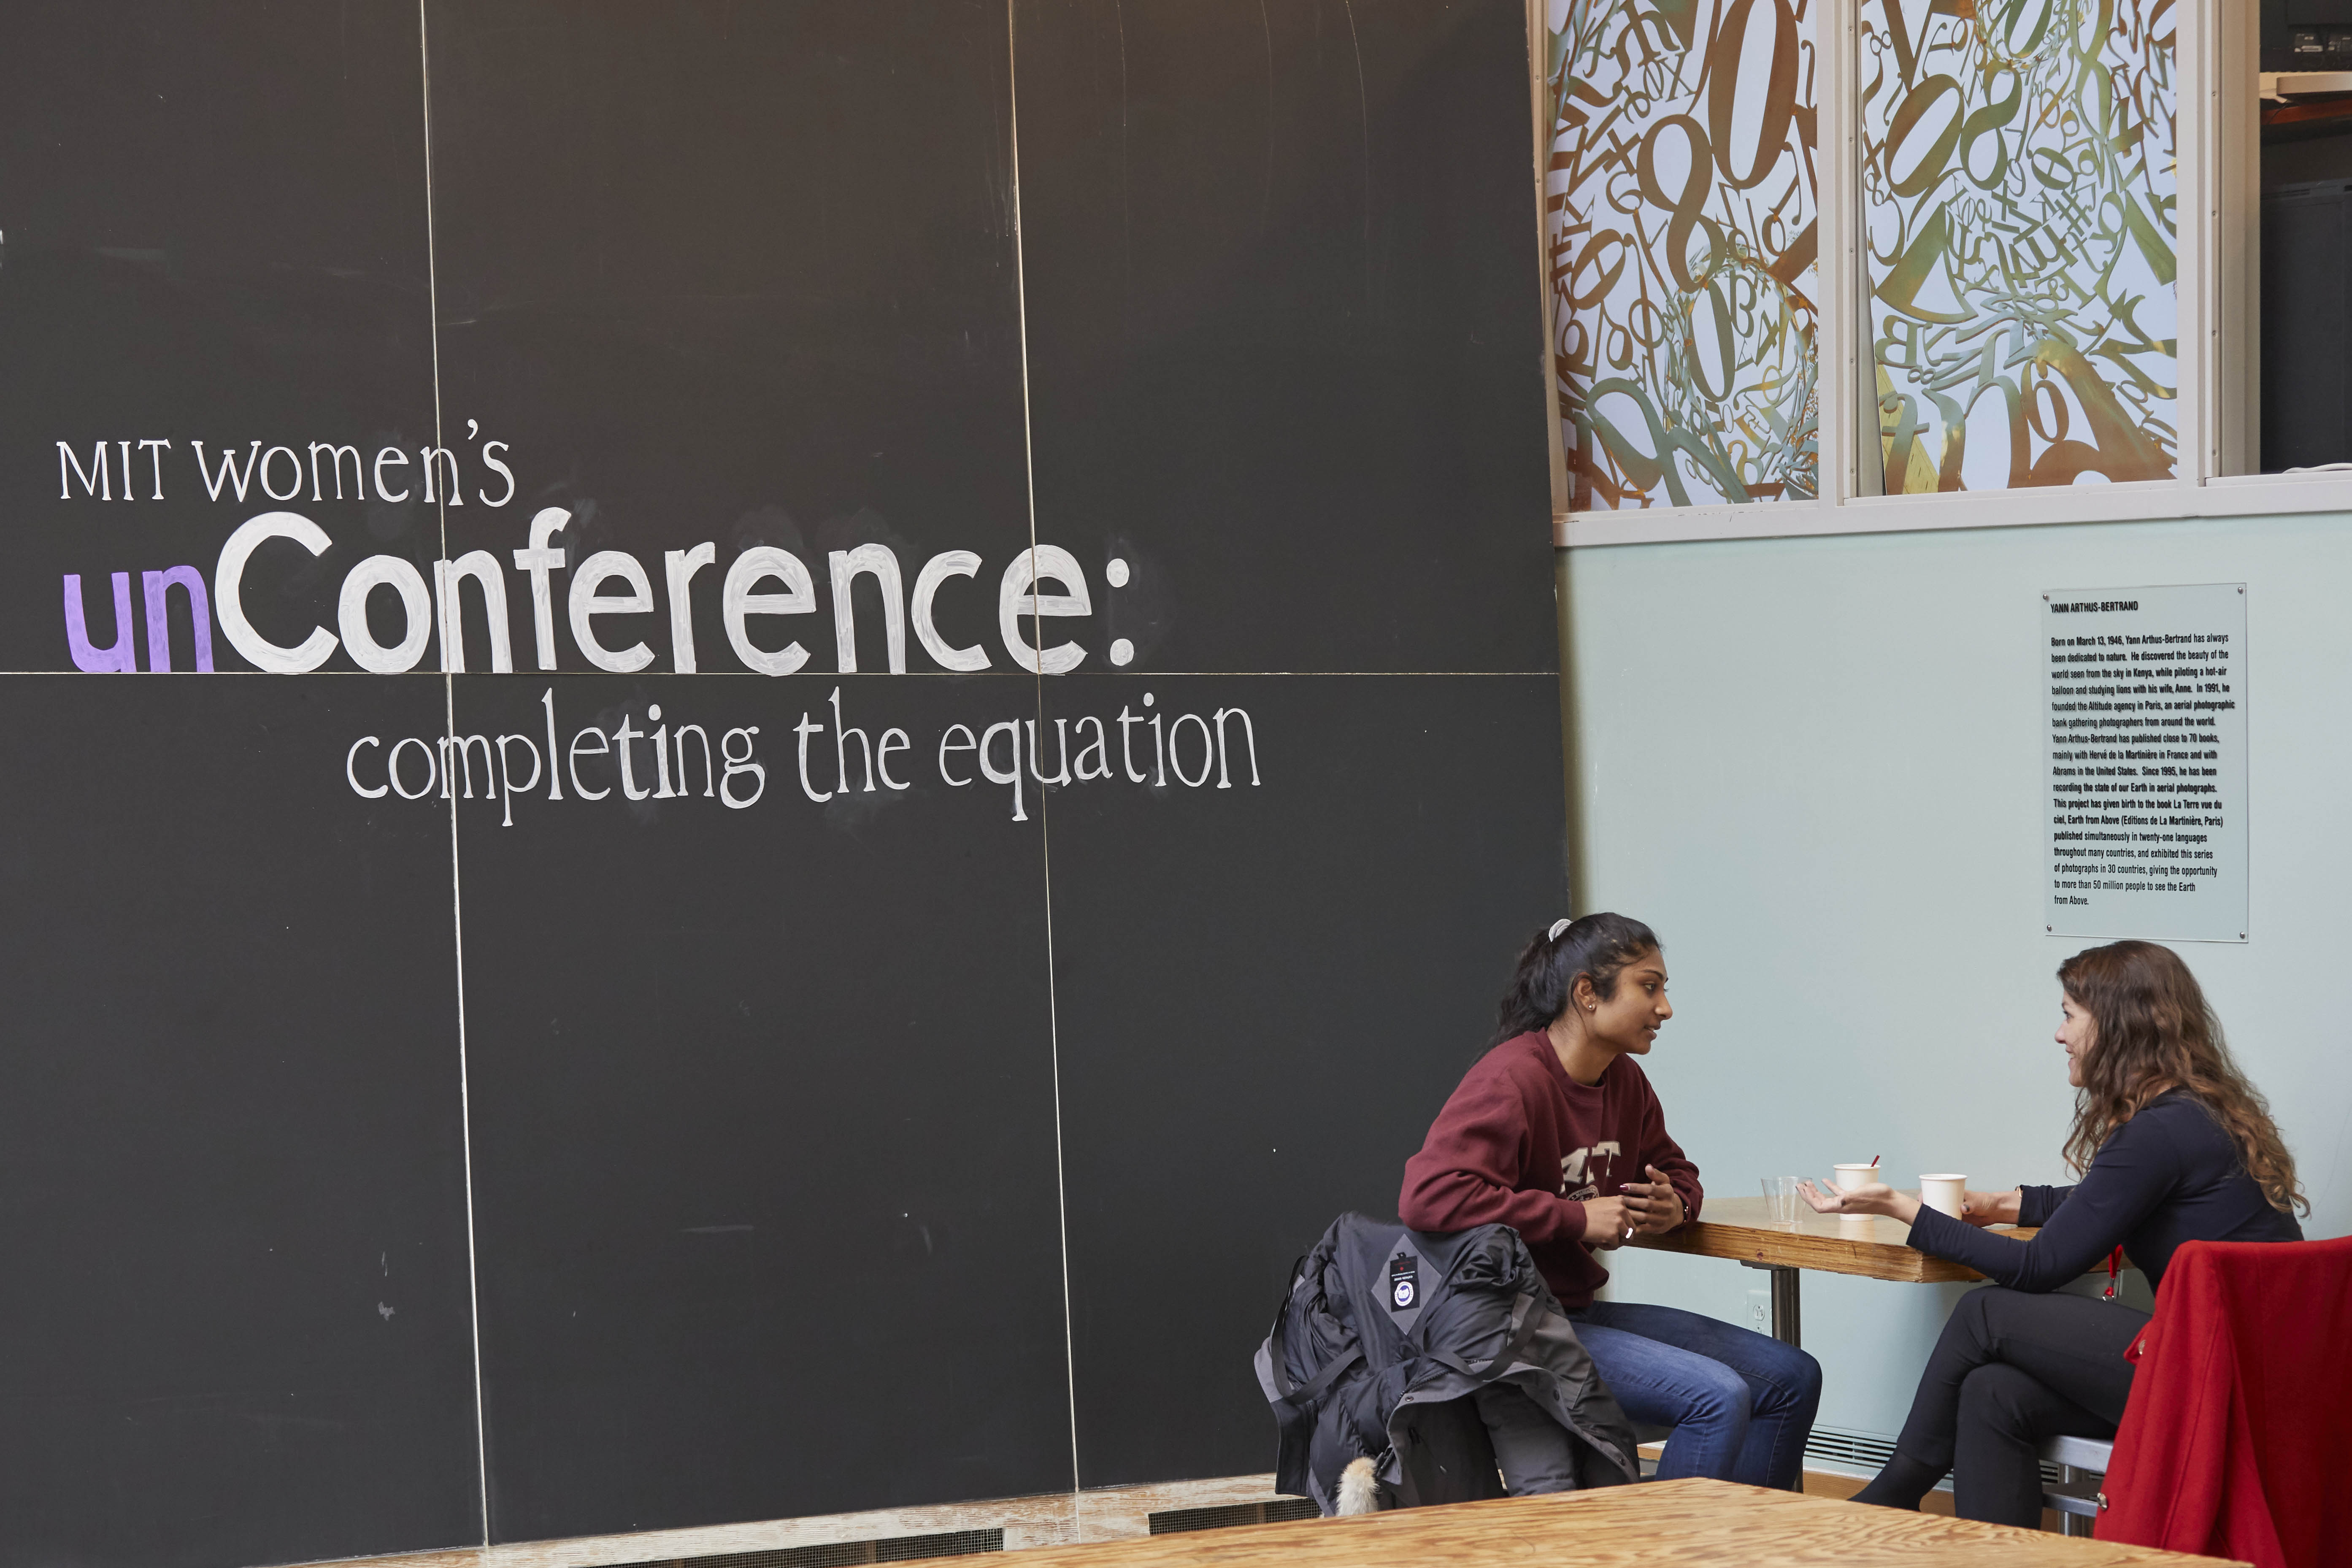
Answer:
[{"xmin": 1397, "ymin": 1031, "xmax": 1703, "ymax": 1311}]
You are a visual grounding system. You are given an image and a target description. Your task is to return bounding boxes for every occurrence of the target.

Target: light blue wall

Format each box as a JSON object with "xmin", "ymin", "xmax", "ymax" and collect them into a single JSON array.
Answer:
[{"xmin": 1561, "ymin": 513, "xmax": 2352, "ymax": 1440}]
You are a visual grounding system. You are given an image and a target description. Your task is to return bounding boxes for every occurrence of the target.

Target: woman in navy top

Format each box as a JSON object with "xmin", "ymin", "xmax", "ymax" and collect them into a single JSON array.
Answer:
[{"xmin": 1800, "ymin": 940, "xmax": 2304, "ymax": 1525}]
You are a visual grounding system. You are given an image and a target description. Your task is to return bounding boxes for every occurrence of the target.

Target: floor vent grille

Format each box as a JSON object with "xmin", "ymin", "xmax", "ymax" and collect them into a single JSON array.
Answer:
[
  {"xmin": 1148, "ymin": 1498, "xmax": 1321, "ymax": 1534},
  {"xmin": 617, "ymin": 1528, "xmax": 1003, "ymax": 1568},
  {"xmin": 1804, "ymin": 1427, "xmax": 1900, "ymax": 1473},
  {"xmin": 1804, "ymin": 1425, "xmax": 2067, "ymax": 1488}
]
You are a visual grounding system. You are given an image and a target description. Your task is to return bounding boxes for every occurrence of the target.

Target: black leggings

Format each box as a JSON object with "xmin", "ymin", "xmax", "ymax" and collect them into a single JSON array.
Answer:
[{"xmin": 1891, "ymin": 1286, "xmax": 2147, "ymax": 1525}]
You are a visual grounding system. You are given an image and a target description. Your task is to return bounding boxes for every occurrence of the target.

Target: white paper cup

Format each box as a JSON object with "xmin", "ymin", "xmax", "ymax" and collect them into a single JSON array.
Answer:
[
  {"xmin": 1920, "ymin": 1174, "xmax": 1967, "ymax": 1219},
  {"xmin": 1832, "ymin": 1163, "xmax": 1878, "ymax": 1223}
]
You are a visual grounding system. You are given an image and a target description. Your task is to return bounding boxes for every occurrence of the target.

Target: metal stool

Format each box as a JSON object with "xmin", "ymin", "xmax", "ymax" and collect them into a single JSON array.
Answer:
[{"xmin": 2040, "ymin": 1433, "xmax": 2113, "ymax": 1537}]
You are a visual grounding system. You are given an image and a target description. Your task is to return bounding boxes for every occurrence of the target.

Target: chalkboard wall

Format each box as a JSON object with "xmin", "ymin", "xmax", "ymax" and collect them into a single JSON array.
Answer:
[{"xmin": 0, "ymin": 3, "xmax": 1561, "ymax": 1563}]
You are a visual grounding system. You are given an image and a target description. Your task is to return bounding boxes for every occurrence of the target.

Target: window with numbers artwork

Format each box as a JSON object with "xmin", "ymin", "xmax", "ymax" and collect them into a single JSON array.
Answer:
[
  {"xmin": 1545, "ymin": 0, "xmax": 1820, "ymax": 511},
  {"xmin": 1860, "ymin": 0, "xmax": 2176, "ymax": 493},
  {"xmin": 1542, "ymin": 0, "xmax": 2177, "ymax": 512}
]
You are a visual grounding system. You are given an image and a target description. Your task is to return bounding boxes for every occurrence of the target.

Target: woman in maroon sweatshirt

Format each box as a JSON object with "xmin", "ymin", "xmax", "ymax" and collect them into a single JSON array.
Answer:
[{"xmin": 1399, "ymin": 913, "xmax": 1821, "ymax": 1489}]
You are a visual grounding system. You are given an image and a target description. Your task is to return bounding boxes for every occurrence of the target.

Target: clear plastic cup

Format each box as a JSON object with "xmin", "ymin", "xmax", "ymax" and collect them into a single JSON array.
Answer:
[{"xmin": 1760, "ymin": 1176, "xmax": 1800, "ymax": 1227}]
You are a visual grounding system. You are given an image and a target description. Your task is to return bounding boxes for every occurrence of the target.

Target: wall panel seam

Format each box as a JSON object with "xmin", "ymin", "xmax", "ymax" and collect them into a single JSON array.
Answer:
[
  {"xmin": 1003, "ymin": 0, "xmax": 1086, "ymax": 1512},
  {"xmin": 417, "ymin": 0, "xmax": 496, "ymax": 1545}
]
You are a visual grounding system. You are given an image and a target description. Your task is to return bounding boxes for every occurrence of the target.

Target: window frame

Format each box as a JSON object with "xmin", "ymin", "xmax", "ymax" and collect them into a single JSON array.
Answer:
[{"xmin": 1535, "ymin": 0, "xmax": 2349, "ymax": 547}]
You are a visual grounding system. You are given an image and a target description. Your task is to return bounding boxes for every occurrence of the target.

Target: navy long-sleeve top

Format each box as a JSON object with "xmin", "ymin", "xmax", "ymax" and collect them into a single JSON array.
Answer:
[{"xmin": 1905, "ymin": 1091, "xmax": 2301, "ymax": 1294}]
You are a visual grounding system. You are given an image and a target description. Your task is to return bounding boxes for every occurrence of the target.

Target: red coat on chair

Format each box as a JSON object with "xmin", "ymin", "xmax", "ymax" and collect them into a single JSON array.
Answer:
[{"xmin": 2097, "ymin": 1234, "xmax": 2352, "ymax": 1566}]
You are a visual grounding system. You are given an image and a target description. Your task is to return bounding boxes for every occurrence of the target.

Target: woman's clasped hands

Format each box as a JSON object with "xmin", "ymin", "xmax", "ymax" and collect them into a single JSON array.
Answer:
[{"xmin": 1583, "ymin": 1164, "xmax": 1687, "ymax": 1249}]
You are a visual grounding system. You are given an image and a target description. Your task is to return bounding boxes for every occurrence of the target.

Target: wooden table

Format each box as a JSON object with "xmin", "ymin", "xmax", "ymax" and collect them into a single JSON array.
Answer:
[
  {"xmin": 996, "ymin": 1478, "xmax": 2239, "ymax": 1566},
  {"xmin": 1626, "ymin": 1195, "xmax": 2025, "ymax": 1347}
]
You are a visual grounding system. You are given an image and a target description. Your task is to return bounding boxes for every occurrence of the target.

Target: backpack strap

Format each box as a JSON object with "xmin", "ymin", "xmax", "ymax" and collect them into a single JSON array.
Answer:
[
  {"xmin": 1422, "ymin": 1290, "xmax": 1546, "ymax": 1385},
  {"xmin": 1266, "ymin": 1336, "xmax": 1365, "ymax": 1408},
  {"xmin": 1264, "ymin": 1254, "xmax": 1366, "ymax": 1409}
]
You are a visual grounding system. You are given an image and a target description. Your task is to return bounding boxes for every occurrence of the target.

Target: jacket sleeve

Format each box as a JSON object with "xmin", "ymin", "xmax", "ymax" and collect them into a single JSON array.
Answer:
[
  {"xmin": 1631, "ymin": 1073, "xmax": 1703, "ymax": 1225},
  {"xmin": 1398, "ymin": 1071, "xmax": 1584, "ymax": 1252},
  {"xmin": 1907, "ymin": 1118, "xmax": 2174, "ymax": 1292},
  {"xmin": 2019, "ymin": 1184, "xmax": 2076, "ymax": 1227}
]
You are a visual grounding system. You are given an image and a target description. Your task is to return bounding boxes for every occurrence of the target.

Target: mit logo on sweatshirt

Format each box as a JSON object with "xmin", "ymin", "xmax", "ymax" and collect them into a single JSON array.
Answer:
[{"xmin": 1560, "ymin": 1141, "xmax": 1622, "ymax": 1196}]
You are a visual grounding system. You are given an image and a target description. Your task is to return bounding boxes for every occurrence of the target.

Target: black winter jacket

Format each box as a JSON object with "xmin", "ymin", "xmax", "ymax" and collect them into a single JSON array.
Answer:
[{"xmin": 1255, "ymin": 1213, "xmax": 1638, "ymax": 1512}]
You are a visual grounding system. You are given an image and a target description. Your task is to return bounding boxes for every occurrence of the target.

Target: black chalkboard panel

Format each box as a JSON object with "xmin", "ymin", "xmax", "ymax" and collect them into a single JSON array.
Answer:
[
  {"xmin": 1011, "ymin": 0, "xmax": 1554, "ymax": 675},
  {"xmin": 414, "ymin": 3, "xmax": 1076, "ymax": 1538},
  {"xmin": 1042, "ymin": 673, "xmax": 1566, "ymax": 1485},
  {"xmin": 0, "ymin": 675, "xmax": 481, "ymax": 1568},
  {"xmin": 0, "ymin": 0, "xmax": 441, "ymax": 675},
  {"xmin": 448, "ymin": 672, "xmax": 1072, "ymax": 1541},
  {"xmin": 423, "ymin": 0, "xmax": 1038, "ymax": 678},
  {"xmin": 1007, "ymin": 0, "xmax": 1562, "ymax": 1485}
]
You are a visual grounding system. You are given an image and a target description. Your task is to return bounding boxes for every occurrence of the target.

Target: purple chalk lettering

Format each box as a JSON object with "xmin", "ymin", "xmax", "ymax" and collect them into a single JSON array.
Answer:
[{"xmin": 62, "ymin": 572, "xmax": 136, "ymax": 672}]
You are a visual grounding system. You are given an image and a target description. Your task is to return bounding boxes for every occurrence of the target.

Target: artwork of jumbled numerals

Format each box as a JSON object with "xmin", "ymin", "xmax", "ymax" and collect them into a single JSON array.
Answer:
[
  {"xmin": 1546, "ymin": 0, "xmax": 1819, "ymax": 511},
  {"xmin": 1863, "ymin": 0, "xmax": 2176, "ymax": 492}
]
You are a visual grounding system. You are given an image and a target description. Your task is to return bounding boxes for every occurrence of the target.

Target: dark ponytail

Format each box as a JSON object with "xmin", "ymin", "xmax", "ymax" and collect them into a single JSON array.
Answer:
[{"xmin": 1489, "ymin": 913, "xmax": 1660, "ymax": 1048}]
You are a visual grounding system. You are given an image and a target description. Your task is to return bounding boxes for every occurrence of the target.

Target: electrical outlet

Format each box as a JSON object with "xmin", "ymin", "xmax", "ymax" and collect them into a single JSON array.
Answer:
[{"xmin": 1747, "ymin": 1285, "xmax": 1772, "ymax": 1336}]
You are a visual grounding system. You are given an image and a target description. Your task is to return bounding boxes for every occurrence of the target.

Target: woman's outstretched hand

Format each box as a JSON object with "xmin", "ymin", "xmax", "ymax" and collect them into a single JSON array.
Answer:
[{"xmin": 1796, "ymin": 1178, "xmax": 1921, "ymax": 1226}]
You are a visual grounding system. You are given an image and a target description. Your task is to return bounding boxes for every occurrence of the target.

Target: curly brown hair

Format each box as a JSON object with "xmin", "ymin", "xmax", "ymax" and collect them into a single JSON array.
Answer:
[{"xmin": 2057, "ymin": 941, "xmax": 2304, "ymax": 1215}]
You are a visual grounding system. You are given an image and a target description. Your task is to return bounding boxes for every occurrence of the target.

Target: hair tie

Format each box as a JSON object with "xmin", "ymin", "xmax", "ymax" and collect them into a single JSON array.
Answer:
[{"xmin": 1548, "ymin": 917, "xmax": 1573, "ymax": 941}]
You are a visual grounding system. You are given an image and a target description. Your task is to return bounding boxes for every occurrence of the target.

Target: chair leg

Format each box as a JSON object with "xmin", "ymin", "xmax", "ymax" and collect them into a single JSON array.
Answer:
[{"xmin": 2057, "ymin": 1463, "xmax": 2093, "ymax": 1537}]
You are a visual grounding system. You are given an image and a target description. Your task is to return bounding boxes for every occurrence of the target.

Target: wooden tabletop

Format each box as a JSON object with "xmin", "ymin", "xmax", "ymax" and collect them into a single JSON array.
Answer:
[
  {"xmin": 1625, "ymin": 1195, "xmax": 2028, "ymax": 1284},
  {"xmin": 996, "ymin": 1479, "xmax": 2238, "ymax": 1566}
]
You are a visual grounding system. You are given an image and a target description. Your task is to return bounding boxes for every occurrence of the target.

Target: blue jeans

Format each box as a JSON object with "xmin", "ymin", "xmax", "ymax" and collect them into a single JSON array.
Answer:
[{"xmin": 1572, "ymin": 1300, "xmax": 1823, "ymax": 1490}]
